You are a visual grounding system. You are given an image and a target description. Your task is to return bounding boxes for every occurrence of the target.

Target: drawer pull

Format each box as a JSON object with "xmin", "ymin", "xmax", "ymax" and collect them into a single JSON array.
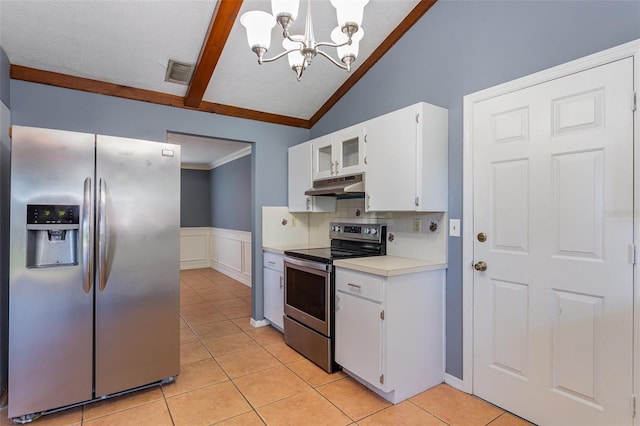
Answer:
[
  {"xmin": 347, "ymin": 283, "xmax": 362, "ymax": 289},
  {"xmin": 267, "ymin": 261, "xmax": 276, "ymax": 266}
]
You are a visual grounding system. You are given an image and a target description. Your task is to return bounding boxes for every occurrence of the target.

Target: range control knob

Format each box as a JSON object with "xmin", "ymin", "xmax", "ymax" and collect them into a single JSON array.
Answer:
[
  {"xmin": 369, "ymin": 228, "xmax": 378, "ymax": 235},
  {"xmin": 334, "ymin": 226, "xmax": 341, "ymax": 233},
  {"xmin": 364, "ymin": 228, "xmax": 370, "ymax": 234}
]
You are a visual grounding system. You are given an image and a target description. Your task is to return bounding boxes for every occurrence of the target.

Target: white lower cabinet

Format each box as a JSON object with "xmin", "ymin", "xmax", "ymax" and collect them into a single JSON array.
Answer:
[
  {"xmin": 335, "ymin": 267, "xmax": 445, "ymax": 403},
  {"xmin": 263, "ymin": 251, "xmax": 284, "ymax": 330}
]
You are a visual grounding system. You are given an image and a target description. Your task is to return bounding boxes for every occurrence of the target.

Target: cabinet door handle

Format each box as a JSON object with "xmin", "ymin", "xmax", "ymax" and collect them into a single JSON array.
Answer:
[
  {"xmin": 279, "ymin": 276, "xmax": 284, "ymax": 289},
  {"xmin": 347, "ymin": 283, "xmax": 362, "ymax": 289},
  {"xmin": 334, "ymin": 160, "xmax": 339, "ymax": 172},
  {"xmin": 335, "ymin": 295, "xmax": 340, "ymax": 311},
  {"xmin": 267, "ymin": 261, "xmax": 276, "ymax": 266}
]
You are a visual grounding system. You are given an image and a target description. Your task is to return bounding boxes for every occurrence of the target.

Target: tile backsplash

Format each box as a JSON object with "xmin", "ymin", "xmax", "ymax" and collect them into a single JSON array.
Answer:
[
  {"xmin": 308, "ymin": 198, "xmax": 447, "ymax": 264},
  {"xmin": 263, "ymin": 200, "xmax": 447, "ymax": 264}
]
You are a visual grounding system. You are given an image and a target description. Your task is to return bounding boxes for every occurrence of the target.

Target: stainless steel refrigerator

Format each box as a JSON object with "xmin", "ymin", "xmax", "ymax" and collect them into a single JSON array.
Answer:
[{"xmin": 8, "ymin": 126, "xmax": 180, "ymax": 419}]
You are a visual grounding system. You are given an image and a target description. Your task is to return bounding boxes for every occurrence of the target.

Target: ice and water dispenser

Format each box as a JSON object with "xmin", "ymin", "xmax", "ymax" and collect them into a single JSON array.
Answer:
[{"xmin": 26, "ymin": 204, "xmax": 80, "ymax": 268}]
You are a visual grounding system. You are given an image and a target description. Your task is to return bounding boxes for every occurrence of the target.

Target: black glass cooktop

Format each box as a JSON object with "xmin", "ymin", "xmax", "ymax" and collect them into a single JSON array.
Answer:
[{"xmin": 284, "ymin": 247, "xmax": 382, "ymax": 264}]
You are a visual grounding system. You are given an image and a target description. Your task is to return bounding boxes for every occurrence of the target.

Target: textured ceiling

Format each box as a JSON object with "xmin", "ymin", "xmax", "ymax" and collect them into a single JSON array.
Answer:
[
  {"xmin": 205, "ymin": 0, "xmax": 419, "ymax": 119},
  {"xmin": 0, "ymin": 0, "xmax": 424, "ymax": 166}
]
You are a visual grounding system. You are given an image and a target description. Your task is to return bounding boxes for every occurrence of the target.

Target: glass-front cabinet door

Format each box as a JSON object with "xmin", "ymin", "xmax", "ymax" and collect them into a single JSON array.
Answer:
[
  {"xmin": 336, "ymin": 124, "xmax": 366, "ymax": 177},
  {"xmin": 312, "ymin": 124, "xmax": 366, "ymax": 180},
  {"xmin": 312, "ymin": 133, "xmax": 335, "ymax": 180}
]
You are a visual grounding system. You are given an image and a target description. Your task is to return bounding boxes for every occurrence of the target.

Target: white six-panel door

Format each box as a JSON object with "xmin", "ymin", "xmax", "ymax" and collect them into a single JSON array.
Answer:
[{"xmin": 472, "ymin": 57, "xmax": 634, "ymax": 425}]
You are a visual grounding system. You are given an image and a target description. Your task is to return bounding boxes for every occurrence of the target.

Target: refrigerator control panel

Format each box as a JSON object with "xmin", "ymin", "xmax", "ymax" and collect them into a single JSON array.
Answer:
[{"xmin": 27, "ymin": 204, "xmax": 79, "ymax": 225}]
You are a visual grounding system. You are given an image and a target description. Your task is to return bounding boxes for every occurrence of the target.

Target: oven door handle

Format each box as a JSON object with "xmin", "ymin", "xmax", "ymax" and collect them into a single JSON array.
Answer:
[{"xmin": 284, "ymin": 256, "xmax": 332, "ymax": 272}]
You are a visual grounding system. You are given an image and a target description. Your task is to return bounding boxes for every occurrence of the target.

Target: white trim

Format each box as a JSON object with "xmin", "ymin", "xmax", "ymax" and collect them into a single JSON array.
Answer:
[
  {"xmin": 180, "ymin": 147, "xmax": 251, "ymax": 170},
  {"xmin": 181, "ymin": 163, "xmax": 211, "ymax": 170},
  {"xmin": 462, "ymin": 39, "xmax": 640, "ymax": 397},
  {"xmin": 250, "ymin": 318, "xmax": 271, "ymax": 328},
  {"xmin": 444, "ymin": 373, "xmax": 465, "ymax": 392},
  {"xmin": 211, "ymin": 146, "xmax": 251, "ymax": 169}
]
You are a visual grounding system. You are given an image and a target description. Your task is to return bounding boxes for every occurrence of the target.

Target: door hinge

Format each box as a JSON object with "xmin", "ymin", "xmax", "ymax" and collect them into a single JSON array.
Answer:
[
  {"xmin": 632, "ymin": 91, "xmax": 637, "ymax": 111},
  {"xmin": 415, "ymin": 196, "xmax": 420, "ymax": 207},
  {"xmin": 380, "ymin": 310, "xmax": 385, "ymax": 320},
  {"xmin": 632, "ymin": 395, "xmax": 636, "ymax": 417},
  {"xmin": 380, "ymin": 374, "xmax": 384, "ymax": 384},
  {"xmin": 415, "ymin": 113, "xmax": 420, "ymax": 123}
]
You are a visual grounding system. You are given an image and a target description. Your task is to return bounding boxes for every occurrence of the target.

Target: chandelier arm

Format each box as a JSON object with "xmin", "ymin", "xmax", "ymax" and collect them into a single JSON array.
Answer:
[
  {"xmin": 315, "ymin": 40, "xmax": 351, "ymax": 49},
  {"xmin": 283, "ymin": 31, "xmax": 310, "ymax": 49},
  {"xmin": 316, "ymin": 49, "xmax": 349, "ymax": 70},
  {"xmin": 259, "ymin": 48, "xmax": 298, "ymax": 64}
]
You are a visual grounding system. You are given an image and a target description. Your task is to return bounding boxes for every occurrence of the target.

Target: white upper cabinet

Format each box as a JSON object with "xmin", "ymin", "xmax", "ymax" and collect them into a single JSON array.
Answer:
[
  {"xmin": 364, "ymin": 102, "xmax": 448, "ymax": 212},
  {"xmin": 288, "ymin": 142, "xmax": 337, "ymax": 213},
  {"xmin": 312, "ymin": 124, "xmax": 366, "ymax": 180}
]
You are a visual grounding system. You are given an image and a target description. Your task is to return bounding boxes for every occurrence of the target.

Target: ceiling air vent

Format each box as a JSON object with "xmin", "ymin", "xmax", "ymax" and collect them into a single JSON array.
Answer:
[{"xmin": 165, "ymin": 59, "xmax": 195, "ymax": 85}]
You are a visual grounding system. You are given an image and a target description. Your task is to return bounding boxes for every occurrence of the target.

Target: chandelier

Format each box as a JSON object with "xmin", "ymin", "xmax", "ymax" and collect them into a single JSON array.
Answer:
[{"xmin": 240, "ymin": 0, "xmax": 369, "ymax": 80}]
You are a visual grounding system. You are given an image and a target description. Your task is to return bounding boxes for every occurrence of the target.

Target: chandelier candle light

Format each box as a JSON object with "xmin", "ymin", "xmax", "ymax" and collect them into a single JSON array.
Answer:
[{"xmin": 240, "ymin": 0, "xmax": 369, "ymax": 80}]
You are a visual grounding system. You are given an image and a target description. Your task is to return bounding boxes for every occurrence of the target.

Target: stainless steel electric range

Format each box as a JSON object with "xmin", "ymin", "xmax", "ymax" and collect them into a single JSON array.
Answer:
[{"xmin": 283, "ymin": 222, "xmax": 387, "ymax": 372}]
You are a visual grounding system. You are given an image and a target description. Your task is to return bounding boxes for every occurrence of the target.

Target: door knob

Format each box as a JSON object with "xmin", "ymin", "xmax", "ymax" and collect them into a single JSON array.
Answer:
[{"xmin": 473, "ymin": 261, "xmax": 487, "ymax": 271}]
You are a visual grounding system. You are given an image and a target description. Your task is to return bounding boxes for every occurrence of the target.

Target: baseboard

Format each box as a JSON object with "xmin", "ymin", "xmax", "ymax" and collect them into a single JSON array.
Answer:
[
  {"xmin": 180, "ymin": 260, "xmax": 211, "ymax": 270},
  {"xmin": 250, "ymin": 318, "xmax": 271, "ymax": 328},
  {"xmin": 210, "ymin": 262, "xmax": 251, "ymax": 287},
  {"xmin": 444, "ymin": 373, "xmax": 466, "ymax": 392}
]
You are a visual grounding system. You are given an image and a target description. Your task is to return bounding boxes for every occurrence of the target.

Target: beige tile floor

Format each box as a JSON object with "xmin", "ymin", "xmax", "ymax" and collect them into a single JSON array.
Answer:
[{"xmin": 0, "ymin": 268, "xmax": 534, "ymax": 426}]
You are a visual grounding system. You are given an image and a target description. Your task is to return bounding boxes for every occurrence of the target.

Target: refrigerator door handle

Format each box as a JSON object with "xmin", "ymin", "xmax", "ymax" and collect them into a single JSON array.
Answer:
[
  {"xmin": 97, "ymin": 178, "xmax": 108, "ymax": 291},
  {"xmin": 82, "ymin": 177, "xmax": 94, "ymax": 293}
]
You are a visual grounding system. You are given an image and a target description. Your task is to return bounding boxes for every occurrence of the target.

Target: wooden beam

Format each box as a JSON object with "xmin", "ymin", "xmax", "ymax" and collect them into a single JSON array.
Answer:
[
  {"xmin": 10, "ymin": 65, "xmax": 310, "ymax": 128},
  {"xmin": 11, "ymin": 65, "xmax": 186, "ymax": 106},
  {"xmin": 309, "ymin": 0, "xmax": 438, "ymax": 127},
  {"xmin": 184, "ymin": 0, "xmax": 244, "ymax": 108},
  {"xmin": 199, "ymin": 101, "xmax": 311, "ymax": 128}
]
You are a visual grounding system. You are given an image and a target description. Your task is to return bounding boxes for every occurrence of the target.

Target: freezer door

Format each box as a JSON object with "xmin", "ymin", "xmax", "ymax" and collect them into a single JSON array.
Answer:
[
  {"xmin": 94, "ymin": 135, "xmax": 180, "ymax": 396},
  {"xmin": 8, "ymin": 126, "xmax": 95, "ymax": 418}
]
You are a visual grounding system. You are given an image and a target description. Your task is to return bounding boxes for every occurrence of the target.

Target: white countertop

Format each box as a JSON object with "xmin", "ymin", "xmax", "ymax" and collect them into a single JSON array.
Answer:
[
  {"xmin": 334, "ymin": 256, "xmax": 447, "ymax": 277},
  {"xmin": 262, "ymin": 243, "xmax": 326, "ymax": 255}
]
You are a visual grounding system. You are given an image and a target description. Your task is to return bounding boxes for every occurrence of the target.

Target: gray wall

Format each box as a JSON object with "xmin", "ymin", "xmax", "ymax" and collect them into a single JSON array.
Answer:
[
  {"xmin": 311, "ymin": 0, "xmax": 640, "ymax": 379},
  {"xmin": 210, "ymin": 154, "xmax": 251, "ymax": 232},
  {"xmin": 9, "ymin": 80, "xmax": 310, "ymax": 322},
  {"xmin": 180, "ymin": 169, "xmax": 211, "ymax": 228}
]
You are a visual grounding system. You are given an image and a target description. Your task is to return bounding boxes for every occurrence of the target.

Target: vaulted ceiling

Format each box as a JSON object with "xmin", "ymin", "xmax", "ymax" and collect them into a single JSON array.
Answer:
[{"xmin": 1, "ymin": 0, "xmax": 437, "ymax": 130}]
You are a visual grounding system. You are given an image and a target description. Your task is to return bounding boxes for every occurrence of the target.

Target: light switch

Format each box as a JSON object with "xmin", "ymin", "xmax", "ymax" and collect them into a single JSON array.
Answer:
[{"xmin": 449, "ymin": 219, "xmax": 461, "ymax": 237}]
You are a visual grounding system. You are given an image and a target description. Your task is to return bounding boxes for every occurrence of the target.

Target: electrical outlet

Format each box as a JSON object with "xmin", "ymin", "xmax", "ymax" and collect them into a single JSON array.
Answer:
[
  {"xmin": 290, "ymin": 216, "xmax": 296, "ymax": 227},
  {"xmin": 413, "ymin": 218, "xmax": 421, "ymax": 233},
  {"xmin": 449, "ymin": 219, "xmax": 461, "ymax": 237}
]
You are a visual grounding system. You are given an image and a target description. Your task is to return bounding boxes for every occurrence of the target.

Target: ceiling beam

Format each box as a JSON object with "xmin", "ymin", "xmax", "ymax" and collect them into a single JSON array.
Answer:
[
  {"xmin": 309, "ymin": 0, "xmax": 438, "ymax": 127},
  {"xmin": 184, "ymin": 0, "xmax": 244, "ymax": 108},
  {"xmin": 10, "ymin": 65, "xmax": 310, "ymax": 128}
]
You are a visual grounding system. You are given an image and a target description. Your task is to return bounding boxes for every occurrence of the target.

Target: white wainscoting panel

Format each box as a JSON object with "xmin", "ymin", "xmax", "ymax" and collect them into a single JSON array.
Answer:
[
  {"xmin": 180, "ymin": 227, "xmax": 252, "ymax": 287},
  {"xmin": 210, "ymin": 228, "xmax": 252, "ymax": 287},
  {"xmin": 180, "ymin": 228, "xmax": 211, "ymax": 270}
]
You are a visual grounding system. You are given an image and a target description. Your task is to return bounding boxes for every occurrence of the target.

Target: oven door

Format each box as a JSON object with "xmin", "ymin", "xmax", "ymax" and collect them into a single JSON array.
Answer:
[{"xmin": 283, "ymin": 257, "xmax": 332, "ymax": 337}]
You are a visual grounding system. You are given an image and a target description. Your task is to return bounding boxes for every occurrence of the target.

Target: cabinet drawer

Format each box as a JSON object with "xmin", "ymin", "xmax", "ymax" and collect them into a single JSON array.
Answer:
[
  {"xmin": 336, "ymin": 268, "xmax": 383, "ymax": 302},
  {"xmin": 263, "ymin": 252, "xmax": 283, "ymax": 272}
]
